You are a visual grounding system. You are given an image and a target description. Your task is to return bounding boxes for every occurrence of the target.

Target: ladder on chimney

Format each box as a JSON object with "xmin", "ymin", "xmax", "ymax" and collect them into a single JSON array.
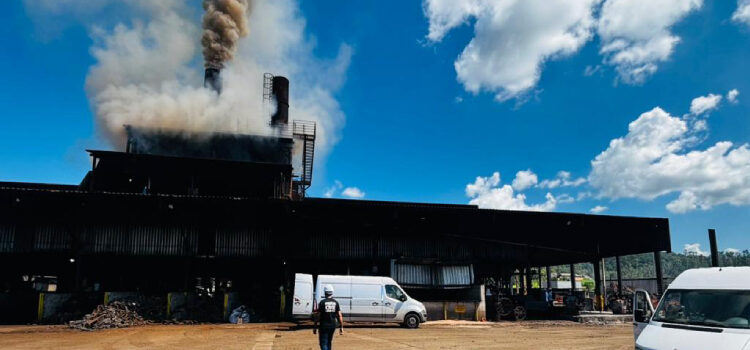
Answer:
[
  {"xmin": 293, "ymin": 120, "xmax": 316, "ymax": 195},
  {"xmin": 262, "ymin": 73, "xmax": 274, "ymax": 119}
]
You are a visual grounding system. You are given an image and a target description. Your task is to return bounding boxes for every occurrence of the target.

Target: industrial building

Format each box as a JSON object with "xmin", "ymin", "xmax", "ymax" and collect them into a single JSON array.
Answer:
[{"xmin": 0, "ymin": 72, "xmax": 671, "ymax": 324}]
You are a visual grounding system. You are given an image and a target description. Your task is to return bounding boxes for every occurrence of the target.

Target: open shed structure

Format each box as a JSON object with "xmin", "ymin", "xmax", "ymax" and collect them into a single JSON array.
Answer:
[{"xmin": 0, "ymin": 181, "xmax": 670, "ymax": 322}]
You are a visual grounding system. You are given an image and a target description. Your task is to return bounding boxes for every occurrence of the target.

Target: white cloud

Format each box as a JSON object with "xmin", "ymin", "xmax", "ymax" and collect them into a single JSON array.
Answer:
[
  {"xmin": 423, "ymin": 0, "xmax": 599, "ymax": 101},
  {"xmin": 733, "ymin": 0, "xmax": 750, "ymax": 27},
  {"xmin": 727, "ymin": 89, "xmax": 740, "ymax": 104},
  {"xmin": 466, "ymin": 172, "xmax": 558, "ymax": 211},
  {"xmin": 590, "ymin": 205, "xmax": 609, "ymax": 213},
  {"xmin": 684, "ymin": 243, "xmax": 709, "ymax": 256},
  {"xmin": 556, "ymin": 193, "xmax": 575, "ymax": 204},
  {"xmin": 689, "ymin": 93, "xmax": 722, "ymax": 115},
  {"xmin": 597, "ymin": 0, "xmax": 703, "ymax": 84},
  {"xmin": 589, "ymin": 105, "xmax": 750, "ymax": 213},
  {"xmin": 539, "ymin": 171, "xmax": 587, "ymax": 189},
  {"xmin": 583, "ymin": 65, "xmax": 602, "ymax": 77},
  {"xmin": 324, "ymin": 180, "xmax": 343, "ymax": 198},
  {"xmin": 341, "ymin": 187, "xmax": 366, "ymax": 199},
  {"xmin": 665, "ymin": 191, "xmax": 699, "ymax": 213},
  {"xmin": 725, "ymin": 248, "xmax": 742, "ymax": 255},
  {"xmin": 512, "ymin": 169, "xmax": 538, "ymax": 191}
]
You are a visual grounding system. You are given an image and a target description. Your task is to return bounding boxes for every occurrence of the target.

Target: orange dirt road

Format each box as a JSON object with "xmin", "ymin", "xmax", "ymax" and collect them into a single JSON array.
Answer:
[{"xmin": 0, "ymin": 321, "xmax": 634, "ymax": 350}]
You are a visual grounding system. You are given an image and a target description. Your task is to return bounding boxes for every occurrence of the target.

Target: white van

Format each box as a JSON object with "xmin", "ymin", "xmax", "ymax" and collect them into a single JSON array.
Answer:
[
  {"xmin": 292, "ymin": 273, "xmax": 428, "ymax": 328},
  {"xmin": 633, "ymin": 267, "xmax": 750, "ymax": 350}
]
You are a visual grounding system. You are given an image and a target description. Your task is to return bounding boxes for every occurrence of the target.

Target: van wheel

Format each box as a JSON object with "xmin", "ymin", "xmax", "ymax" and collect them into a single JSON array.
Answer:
[{"xmin": 403, "ymin": 313, "xmax": 420, "ymax": 329}]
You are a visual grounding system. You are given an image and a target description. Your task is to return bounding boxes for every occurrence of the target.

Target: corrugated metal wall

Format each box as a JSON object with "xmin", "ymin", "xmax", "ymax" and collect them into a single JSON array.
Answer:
[
  {"xmin": 0, "ymin": 224, "xmax": 14, "ymax": 253},
  {"xmin": 215, "ymin": 227, "xmax": 271, "ymax": 257},
  {"xmin": 33, "ymin": 225, "xmax": 71, "ymax": 252},
  {"xmin": 392, "ymin": 262, "xmax": 474, "ymax": 288},
  {"xmin": 85, "ymin": 224, "xmax": 198, "ymax": 256}
]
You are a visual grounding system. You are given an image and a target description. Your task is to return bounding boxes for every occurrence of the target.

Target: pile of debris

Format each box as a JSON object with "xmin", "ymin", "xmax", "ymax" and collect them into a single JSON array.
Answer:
[{"xmin": 68, "ymin": 301, "xmax": 149, "ymax": 330}]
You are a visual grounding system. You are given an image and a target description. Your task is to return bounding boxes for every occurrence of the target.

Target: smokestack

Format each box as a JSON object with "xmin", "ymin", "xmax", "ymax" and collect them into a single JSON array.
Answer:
[
  {"xmin": 271, "ymin": 76, "xmax": 289, "ymax": 126},
  {"xmin": 204, "ymin": 68, "xmax": 221, "ymax": 93},
  {"xmin": 708, "ymin": 228, "xmax": 720, "ymax": 267}
]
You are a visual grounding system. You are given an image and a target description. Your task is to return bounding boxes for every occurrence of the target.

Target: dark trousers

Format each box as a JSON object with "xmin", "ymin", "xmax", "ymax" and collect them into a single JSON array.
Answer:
[{"xmin": 318, "ymin": 328, "xmax": 335, "ymax": 350}]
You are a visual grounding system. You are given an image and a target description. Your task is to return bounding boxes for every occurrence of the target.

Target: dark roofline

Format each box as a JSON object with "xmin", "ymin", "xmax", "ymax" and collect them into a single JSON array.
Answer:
[
  {"xmin": 308, "ymin": 197, "xmax": 669, "ymax": 221},
  {"xmin": 87, "ymin": 149, "xmax": 294, "ymax": 168},
  {"xmin": 305, "ymin": 197, "xmax": 478, "ymax": 210},
  {"xmin": 0, "ymin": 181, "xmax": 80, "ymax": 191}
]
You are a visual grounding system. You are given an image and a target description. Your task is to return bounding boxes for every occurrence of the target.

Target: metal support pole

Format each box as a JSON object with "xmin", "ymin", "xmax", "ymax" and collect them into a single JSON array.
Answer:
[
  {"xmin": 593, "ymin": 259, "xmax": 602, "ymax": 311},
  {"xmin": 709, "ymin": 229, "xmax": 720, "ymax": 267},
  {"xmin": 538, "ymin": 267, "xmax": 543, "ymax": 288},
  {"xmin": 569, "ymin": 264, "xmax": 576, "ymax": 294},
  {"xmin": 525, "ymin": 266, "xmax": 533, "ymax": 293},
  {"xmin": 654, "ymin": 251, "xmax": 664, "ymax": 295},
  {"xmin": 615, "ymin": 256, "xmax": 623, "ymax": 296},
  {"xmin": 546, "ymin": 266, "xmax": 552, "ymax": 289}
]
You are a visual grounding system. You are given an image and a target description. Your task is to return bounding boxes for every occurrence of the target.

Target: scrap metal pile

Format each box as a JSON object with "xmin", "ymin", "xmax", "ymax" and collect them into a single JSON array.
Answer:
[{"xmin": 68, "ymin": 301, "xmax": 148, "ymax": 330}]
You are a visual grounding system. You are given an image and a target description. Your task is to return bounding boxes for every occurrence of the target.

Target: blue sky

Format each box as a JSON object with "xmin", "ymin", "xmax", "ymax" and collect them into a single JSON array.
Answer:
[{"xmin": 1, "ymin": 0, "xmax": 749, "ymax": 254}]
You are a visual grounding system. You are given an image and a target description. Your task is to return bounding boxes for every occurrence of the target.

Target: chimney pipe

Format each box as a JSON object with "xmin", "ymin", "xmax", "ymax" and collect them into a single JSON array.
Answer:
[
  {"xmin": 271, "ymin": 76, "xmax": 289, "ymax": 126},
  {"xmin": 708, "ymin": 228, "xmax": 720, "ymax": 267},
  {"xmin": 204, "ymin": 68, "xmax": 221, "ymax": 93}
]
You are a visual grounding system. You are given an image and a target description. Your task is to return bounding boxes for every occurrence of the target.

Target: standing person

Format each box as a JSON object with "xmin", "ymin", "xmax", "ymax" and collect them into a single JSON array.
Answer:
[{"xmin": 313, "ymin": 284, "xmax": 343, "ymax": 350}]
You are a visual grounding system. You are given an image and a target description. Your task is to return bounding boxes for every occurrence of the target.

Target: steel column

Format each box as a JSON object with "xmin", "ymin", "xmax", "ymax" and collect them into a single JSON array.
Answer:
[
  {"xmin": 569, "ymin": 264, "xmax": 576, "ymax": 294},
  {"xmin": 654, "ymin": 251, "xmax": 664, "ymax": 295},
  {"xmin": 615, "ymin": 256, "xmax": 623, "ymax": 296},
  {"xmin": 709, "ymin": 229, "xmax": 720, "ymax": 267}
]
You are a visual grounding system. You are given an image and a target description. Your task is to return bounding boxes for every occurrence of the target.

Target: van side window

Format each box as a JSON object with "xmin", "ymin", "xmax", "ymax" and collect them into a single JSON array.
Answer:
[{"xmin": 385, "ymin": 285, "xmax": 405, "ymax": 300}]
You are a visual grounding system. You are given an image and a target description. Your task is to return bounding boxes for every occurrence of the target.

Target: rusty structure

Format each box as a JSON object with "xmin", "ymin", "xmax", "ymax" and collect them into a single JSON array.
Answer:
[{"xmin": 0, "ymin": 73, "xmax": 671, "ymax": 323}]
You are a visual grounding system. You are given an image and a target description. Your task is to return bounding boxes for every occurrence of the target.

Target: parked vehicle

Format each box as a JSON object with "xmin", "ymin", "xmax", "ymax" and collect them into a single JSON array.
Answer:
[
  {"xmin": 633, "ymin": 267, "xmax": 750, "ymax": 350},
  {"xmin": 292, "ymin": 274, "xmax": 428, "ymax": 328}
]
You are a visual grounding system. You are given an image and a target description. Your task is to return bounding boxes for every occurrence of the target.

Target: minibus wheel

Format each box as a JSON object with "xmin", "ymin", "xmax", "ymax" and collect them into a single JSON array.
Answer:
[{"xmin": 403, "ymin": 313, "xmax": 420, "ymax": 329}]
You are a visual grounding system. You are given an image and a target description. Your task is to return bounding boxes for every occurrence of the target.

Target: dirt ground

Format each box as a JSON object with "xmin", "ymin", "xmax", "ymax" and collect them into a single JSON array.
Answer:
[{"xmin": 0, "ymin": 320, "xmax": 634, "ymax": 350}]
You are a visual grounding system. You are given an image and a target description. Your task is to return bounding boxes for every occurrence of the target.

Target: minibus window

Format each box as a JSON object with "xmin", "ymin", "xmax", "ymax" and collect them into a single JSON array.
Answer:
[
  {"xmin": 652, "ymin": 289, "xmax": 750, "ymax": 329},
  {"xmin": 385, "ymin": 285, "xmax": 406, "ymax": 301}
]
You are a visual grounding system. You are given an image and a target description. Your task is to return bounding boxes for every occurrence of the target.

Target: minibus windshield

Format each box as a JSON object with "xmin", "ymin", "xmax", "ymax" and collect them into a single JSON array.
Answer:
[{"xmin": 652, "ymin": 289, "xmax": 750, "ymax": 329}]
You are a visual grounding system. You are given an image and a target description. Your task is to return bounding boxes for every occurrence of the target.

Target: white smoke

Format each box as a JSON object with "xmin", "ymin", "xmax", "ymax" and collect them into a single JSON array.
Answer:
[{"xmin": 29, "ymin": 0, "xmax": 352, "ymax": 174}]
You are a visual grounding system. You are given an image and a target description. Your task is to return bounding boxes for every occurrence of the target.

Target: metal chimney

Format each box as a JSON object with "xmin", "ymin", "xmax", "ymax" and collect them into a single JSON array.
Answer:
[
  {"xmin": 204, "ymin": 68, "xmax": 221, "ymax": 93},
  {"xmin": 708, "ymin": 228, "xmax": 720, "ymax": 267},
  {"xmin": 271, "ymin": 76, "xmax": 289, "ymax": 126}
]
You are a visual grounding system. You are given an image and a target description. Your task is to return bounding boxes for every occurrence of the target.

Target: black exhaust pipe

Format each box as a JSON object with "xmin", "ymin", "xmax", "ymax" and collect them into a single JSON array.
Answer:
[
  {"xmin": 708, "ymin": 229, "xmax": 720, "ymax": 267},
  {"xmin": 204, "ymin": 68, "xmax": 221, "ymax": 93},
  {"xmin": 271, "ymin": 76, "xmax": 289, "ymax": 126}
]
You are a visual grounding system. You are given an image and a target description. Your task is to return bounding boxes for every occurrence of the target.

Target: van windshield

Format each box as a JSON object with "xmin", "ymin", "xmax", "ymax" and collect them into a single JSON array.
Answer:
[{"xmin": 652, "ymin": 289, "xmax": 750, "ymax": 329}]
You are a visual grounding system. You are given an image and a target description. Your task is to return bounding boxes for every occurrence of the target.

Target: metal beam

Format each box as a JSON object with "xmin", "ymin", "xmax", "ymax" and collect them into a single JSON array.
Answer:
[
  {"xmin": 569, "ymin": 264, "xmax": 576, "ymax": 294},
  {"xmin": 654, "ymin": 251, "xmax": 664, "ymax": 295},
  {"xmin": 615, "ymin": 256, "xmax": 623, "ymax": 296},
  {"xmin": 593, "ymin": 259, "xmax": 602, "ymax": 311}
]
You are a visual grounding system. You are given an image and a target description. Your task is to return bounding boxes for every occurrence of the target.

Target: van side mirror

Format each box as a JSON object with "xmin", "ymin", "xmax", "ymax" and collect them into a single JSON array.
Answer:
[
  {"xmin": 634, "ymin": 309, "xmax": 649, "ymax": 323},
  {"xmin": 400, "ymin": 295, "xmax": 407, "ymax": 302}
]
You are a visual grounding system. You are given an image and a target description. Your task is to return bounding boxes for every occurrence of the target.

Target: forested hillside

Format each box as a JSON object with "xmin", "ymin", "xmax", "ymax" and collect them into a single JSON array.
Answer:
[{"xmin": 550, "ymin": 250, "xmax": 750, "ymax": 279}]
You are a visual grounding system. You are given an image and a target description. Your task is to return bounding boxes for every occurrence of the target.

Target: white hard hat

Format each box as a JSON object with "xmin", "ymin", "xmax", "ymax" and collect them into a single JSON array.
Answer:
[{"xmin": 324, "ymin": 284, "xmax": 334, "ymax": 294}]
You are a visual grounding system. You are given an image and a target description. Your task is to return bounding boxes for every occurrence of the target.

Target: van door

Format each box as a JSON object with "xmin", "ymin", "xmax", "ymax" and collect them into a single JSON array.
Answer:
[
  {"xmin": 383, "ymin": 284, "xmax": 407, "ymax": 321},
  {"xmin": 633, "ymin": 289, "xmax": 655, "ymax": 340},
  {"xmin": 317, "ymin": 277, "xmax": 353, "ymax": 322},
  {"xmin": 350, "ymin": 283, "xmax": 383, "ymax": 321},
  {"xmin": 293, "ymin": 274, "xmax": 313, "ymax": 319}
]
